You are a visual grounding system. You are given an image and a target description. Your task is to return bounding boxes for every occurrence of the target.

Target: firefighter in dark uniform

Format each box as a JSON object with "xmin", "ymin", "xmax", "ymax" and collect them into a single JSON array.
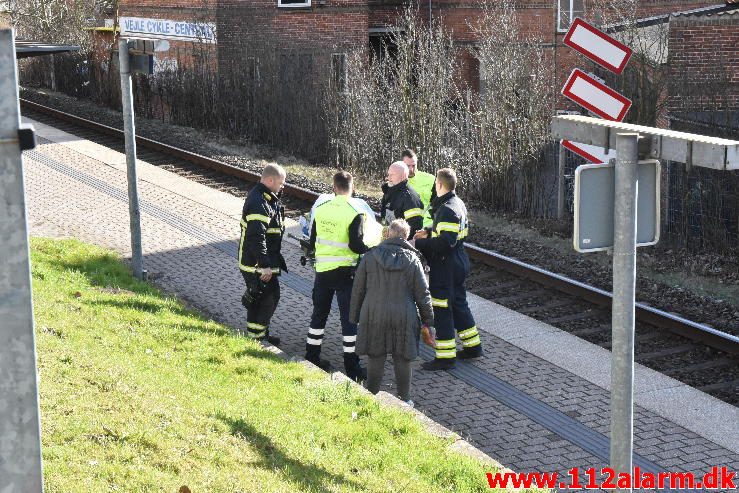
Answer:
[
  {"xmin": 305, "ymin": 171, "xmax": 370, "ymax": 381},
  {"xmin": 381, "ymin": 161, "xmax": 424, "ymax": 238},
  {"xmin": 414, "ymin": 168, "xmax": 483, "ymax": 370},
  {"xmin": 238, "ymin": 163, "xmax": 287, "ymax": 345}
]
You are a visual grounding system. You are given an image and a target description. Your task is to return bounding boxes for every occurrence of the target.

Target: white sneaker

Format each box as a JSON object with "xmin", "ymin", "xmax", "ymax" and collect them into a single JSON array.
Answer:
[{"xmin": 405, "ymin": 399, "xmax": 415, "ymax": 408}]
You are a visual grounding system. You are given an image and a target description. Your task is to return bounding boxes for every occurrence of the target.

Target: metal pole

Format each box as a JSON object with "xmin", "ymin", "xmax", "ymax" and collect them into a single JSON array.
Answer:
[
  {"xmin": 118, "ymin": 38, "xmax": 144, "ymax": 280},
  {"xmin": 610, "ymin": 132, "xmax": 639, "ymax": 489},
  {"xmin": 0, "ymin": 28, "xmax": 44, "ymax": 491},
  {"xmin": 557, "ymin": 141, "xmax": 566, "ymax": 219},
  {"xmin": 49, "ymin": 53, "xmax": 56, "ymax": 92}
]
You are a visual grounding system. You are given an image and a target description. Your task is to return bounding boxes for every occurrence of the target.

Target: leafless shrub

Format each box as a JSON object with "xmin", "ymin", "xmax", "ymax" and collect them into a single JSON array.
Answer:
[
  {"xmin": 327, "ymin": 2, "xmax": 555, "ymax": 216},
  {"xmin": 7, "ymin": 0, "xmax": 113, "ymax": 49},
  {"xmin": 468, "ymin": 0, "xmax": 555, "ymax": 215}
]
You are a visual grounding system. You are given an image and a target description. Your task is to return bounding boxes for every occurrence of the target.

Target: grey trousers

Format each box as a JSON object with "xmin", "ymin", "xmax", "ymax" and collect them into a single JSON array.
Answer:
[{"xmin": 366, "ymin": 354, "xmax": 412, "ymax": 402}]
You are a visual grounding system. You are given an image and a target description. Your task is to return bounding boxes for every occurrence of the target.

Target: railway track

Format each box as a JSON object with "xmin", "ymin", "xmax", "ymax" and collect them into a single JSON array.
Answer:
[{"xmin": 22, "ymin": 99, "xmax": 739, "ymax": 406}]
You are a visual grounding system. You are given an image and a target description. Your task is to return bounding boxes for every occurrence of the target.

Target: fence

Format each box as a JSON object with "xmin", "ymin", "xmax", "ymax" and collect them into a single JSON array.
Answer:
[
  {"xmin": 19, "ymin": 40, "xmax": 332, "ymax": 162},
  {"xmin": 18, "ymin": 47, "xmax": 738, "ymax": 253}
]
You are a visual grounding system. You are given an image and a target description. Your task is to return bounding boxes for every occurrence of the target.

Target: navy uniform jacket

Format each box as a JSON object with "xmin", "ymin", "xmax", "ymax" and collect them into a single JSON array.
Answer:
[
  {"xmin": 415, "ymin": 191, "xmax": 469, "ymax": 263},
  {"xmin": 239, "ymin": 182, "xmax": 287, "ymax": 274},
  {"xmin": 380, "ymin": 180, "xmax": 425, "ymax": 238}
]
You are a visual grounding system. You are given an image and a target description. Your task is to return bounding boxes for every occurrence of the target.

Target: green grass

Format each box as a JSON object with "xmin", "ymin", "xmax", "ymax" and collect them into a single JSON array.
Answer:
[{"xmin": 32, "ymin": 238, "xmax": 500, "ymax": 492}]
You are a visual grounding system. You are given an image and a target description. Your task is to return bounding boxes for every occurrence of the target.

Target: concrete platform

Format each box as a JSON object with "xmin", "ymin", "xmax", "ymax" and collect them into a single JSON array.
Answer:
[{"xmin": 22, "ymin": 115, "xmax": 739, "ymax": 491}]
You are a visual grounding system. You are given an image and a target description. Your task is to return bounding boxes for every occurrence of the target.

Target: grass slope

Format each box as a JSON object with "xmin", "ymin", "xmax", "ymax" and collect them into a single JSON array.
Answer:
[{"xmin": 32, "ymin": 238, "xmax": 499, "ymax": 492}]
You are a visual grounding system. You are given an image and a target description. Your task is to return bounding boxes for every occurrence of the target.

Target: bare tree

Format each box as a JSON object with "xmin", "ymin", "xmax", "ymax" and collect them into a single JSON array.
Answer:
[
  {"xmin": 469, "ymin": 0, "xmax": 555, "ymax": 214},
  {"xmin": 7, "ymin": 0, "xmax": 112, "ymax": 49},
  {"xmin": 326, "ymin": 2, "xmax": 555, "ymax": 215}
]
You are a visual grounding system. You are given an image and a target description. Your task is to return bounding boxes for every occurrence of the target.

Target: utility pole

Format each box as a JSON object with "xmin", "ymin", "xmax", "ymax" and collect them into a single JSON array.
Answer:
[
  {"xmin": 118, "ymin": 37, "xmax": 144, "ymax": 280},
  {"xmin": 610, "ymin": 133, "xmax": 639, "ymax": 481},
  {"xmin": 0, "ymin": 28, "xmax": 44, "ymax": 491}
]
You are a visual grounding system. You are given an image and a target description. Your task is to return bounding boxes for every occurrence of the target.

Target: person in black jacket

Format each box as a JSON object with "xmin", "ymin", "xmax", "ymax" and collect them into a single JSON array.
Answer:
[
  {"xmin": 413, "ymin": 168, "xmax": 483, "ymax": 370},
  {"xmin": 238, "ymin": 163, "xmax": 287, "ymax": 345},
  {"xmin": 380, "ymin": 161, "xmax": 424, "ymax": 238}
]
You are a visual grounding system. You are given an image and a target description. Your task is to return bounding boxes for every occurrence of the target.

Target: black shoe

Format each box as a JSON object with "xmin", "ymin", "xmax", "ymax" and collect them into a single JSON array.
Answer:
[
  {"xmin": 458, "ymin": 345, "xmax": 483, "ymax": 359},
  {"xmin": 306, "ymin": 356, "xmax": 332, "ymax": 372},
  {"xmin": 347, "ymin": 366, "xmax": 367, "ymax": 382},
  {"xmin": 265, "ymin": 335, "xmax": 281, "ymax": 346},
  {"xmin": 421, "ymin": 358, "xmax": 456, "ymax": 371}
]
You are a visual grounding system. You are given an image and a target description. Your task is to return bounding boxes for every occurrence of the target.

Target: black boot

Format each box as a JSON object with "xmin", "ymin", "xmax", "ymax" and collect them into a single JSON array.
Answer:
[
  {"xmin": 264, "ymin": 330, "xmax": 280, "ymax": 346},
  {"xmin": 421, "ymin": 358, "xmax": 456, "ymax": 371},
  {"xmin": 344, "ymin": 353, "xmax": 366, "ymax": 382},
  {"xmin": 309, "ymin": 358, "xmax": 332, "ymax": 371},
  {"xmin": 458, "ymin": 345, "xmax": 483, "ymax": 359},
  {"xmin": 306, "ymin": 346, "xmax": 332, "ymax": 371}
]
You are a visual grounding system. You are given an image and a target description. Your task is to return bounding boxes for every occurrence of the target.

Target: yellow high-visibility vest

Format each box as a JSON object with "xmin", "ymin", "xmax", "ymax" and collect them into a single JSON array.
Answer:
[
  {"xmin": 313, "ymin": 195, "xmax": 361, "ymax": 273},
  {"xmin": 408, "ymin": 170, "xmax": 435, "ymax": 227}
]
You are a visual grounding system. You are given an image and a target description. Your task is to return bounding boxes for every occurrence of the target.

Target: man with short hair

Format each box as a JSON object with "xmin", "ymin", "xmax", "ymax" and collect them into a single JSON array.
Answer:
[
  {"xmin": 380, "ymin": 161, "xmax": 425, "ymax": 238},
  {"xmin": 306, "ymin": 171, "xmax": 370, "ymax": 381},
  {"xmin": 238, "ymin": 163, "xmax": 287, "ymax": 345},
  {"xmin": 414, "ymin": 168, "xmax": 483, "ymax": 370},
  {"xmin": 403, "ymin": 149, "xmax": 436, "ymax": 228}
]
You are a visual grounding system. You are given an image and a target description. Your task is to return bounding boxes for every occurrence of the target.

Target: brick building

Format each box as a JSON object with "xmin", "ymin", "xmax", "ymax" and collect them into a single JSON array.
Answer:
[
  {"xmin": 105, "ymin": 0, "xmax": 736, "ymax": 137},
  {"xmin": 112, "ymin": 0, "xmax": 722, "ymax": 86},
  {"xmin": 667, "ymin": 5, "xmax": 739, "ymax": 136},
  {"xmin": 209, "ymin": 0, "xmax": 722, "ymax": 94}
]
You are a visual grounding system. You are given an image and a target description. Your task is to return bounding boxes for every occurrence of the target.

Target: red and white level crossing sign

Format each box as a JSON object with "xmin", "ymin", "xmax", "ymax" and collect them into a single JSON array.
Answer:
[
  {"xmin": 564, "ymin": 18, "xmax": 632, "ymax": 74},
  {"xmin": 562, "ymin": 139, "xmax": 616, "ymax": 164},
  {"xmin": 562, "ymin": 69, "xmax": 632, "ymax": 122},
  {"xmin": 561, "ymin": 18, "xmax": 634, "ymax": 163}
]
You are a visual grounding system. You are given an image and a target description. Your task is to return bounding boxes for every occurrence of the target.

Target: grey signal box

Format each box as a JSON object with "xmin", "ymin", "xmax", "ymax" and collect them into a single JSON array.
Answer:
[{"xmin": 573, "ymin": 160, "xmax": 660, "ymax": 252}]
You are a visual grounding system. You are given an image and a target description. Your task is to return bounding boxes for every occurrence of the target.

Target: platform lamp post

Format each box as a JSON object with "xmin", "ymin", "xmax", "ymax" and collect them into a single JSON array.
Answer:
[
  {"xmin": 0, "ymin": 28, "xmax": 44, "ymax": 491},
  {"xmin": 118, "ymin": 37, "xmax": 144, "ymax": 280},
  {"xmin": 552, "ymin": 115, "xmax": 739, "ymax": 490}
]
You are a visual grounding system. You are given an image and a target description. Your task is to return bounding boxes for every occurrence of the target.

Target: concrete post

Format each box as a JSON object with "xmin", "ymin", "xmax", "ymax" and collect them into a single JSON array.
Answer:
[
  {"xmin": 610, "ymin": 132, "xmax": 639, "ymax": 489},
  {"xmin": 118, "ymin": 38, "xmax": 144, "ymax": 280},
  {"xmin": 557, "ymin": 141, "xmax": 566, "ymax": 219},
  {"xmin": 0, "ymin": 28, "xmax": 44, "ymax": 491}
]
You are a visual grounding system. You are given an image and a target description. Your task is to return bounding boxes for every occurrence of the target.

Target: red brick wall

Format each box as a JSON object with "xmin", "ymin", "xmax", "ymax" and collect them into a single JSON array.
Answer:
[
  {"xmin": 667, "ymin": 10, "xmax": 739, "ymax": 114},
  {"xmin": 217, "ymin": 1, "xmax": 368, "ymax": 52}
]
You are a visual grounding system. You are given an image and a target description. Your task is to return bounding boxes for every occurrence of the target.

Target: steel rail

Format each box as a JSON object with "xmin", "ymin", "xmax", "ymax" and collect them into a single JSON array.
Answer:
[{"xmin": 22, "ymin": 98, "xmax": 739, "ymax": 356}]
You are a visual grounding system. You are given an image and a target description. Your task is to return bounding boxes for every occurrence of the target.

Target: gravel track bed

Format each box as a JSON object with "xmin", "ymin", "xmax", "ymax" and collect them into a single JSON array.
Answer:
[{"xmin": 470, "ymin": 225, "xmax": 739, "ymax": 336}]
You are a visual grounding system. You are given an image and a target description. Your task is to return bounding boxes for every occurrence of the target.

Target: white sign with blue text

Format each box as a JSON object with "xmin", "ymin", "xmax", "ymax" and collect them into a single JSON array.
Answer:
[{"xmin": 120, "ymin": 17, "xmax": 216, "ymax": 43}]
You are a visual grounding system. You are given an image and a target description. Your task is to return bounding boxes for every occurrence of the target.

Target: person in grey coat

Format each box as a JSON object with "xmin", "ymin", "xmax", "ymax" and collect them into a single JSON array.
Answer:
[{"xmin": 349, "ymin": 219, "xmax": 434, "ymax": 404}]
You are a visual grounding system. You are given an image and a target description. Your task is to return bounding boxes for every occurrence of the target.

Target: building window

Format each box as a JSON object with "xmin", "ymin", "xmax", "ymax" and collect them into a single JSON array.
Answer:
[
  {"xmin": 558, "ymin": 0, "xmax": 584, "ymax": 32},
  {"xmin": 278, "ymin": 0, "xmax": 311, "ymax": 7},
  {"xmin": 331, "ymin": 53, "xmax": 348, "ymax": 94},
  {"xmin": 369, "ymin": 28, "xmax": 399, "ymax": 63}
]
